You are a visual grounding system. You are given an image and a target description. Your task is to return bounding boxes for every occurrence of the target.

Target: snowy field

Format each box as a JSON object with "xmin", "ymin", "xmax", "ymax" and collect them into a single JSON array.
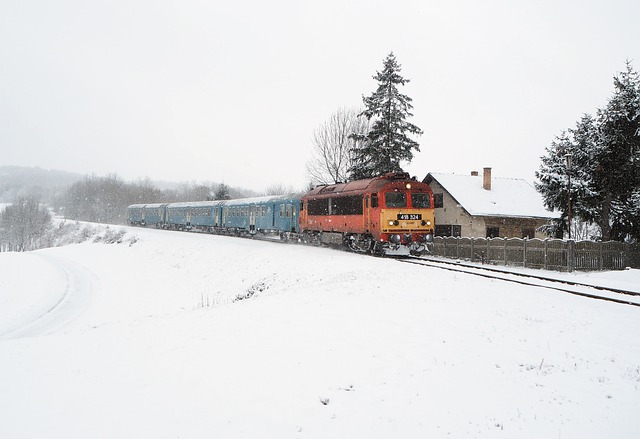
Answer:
[{"xmin": 1, "ymin": 225, "xmax": 639, "ymax": 438}]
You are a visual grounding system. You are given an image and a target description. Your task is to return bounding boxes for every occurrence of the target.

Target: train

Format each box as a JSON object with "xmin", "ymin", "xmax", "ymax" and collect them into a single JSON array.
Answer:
[{"xmin": 128, "ymin": 172, "xmax": 435, "ymax": 255}]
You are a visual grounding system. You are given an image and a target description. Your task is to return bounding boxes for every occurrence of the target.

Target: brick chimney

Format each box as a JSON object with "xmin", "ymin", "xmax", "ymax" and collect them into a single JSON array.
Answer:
[
  {"xmin": 470, "ymin": 171, "xmax": 479, "ymax": 176},
  {"xmin": 483, "ymin": 167, "xmax": 492, "ymax": 190}
]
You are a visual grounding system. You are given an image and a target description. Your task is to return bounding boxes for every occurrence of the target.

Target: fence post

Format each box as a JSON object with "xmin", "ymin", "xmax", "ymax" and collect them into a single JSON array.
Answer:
[
  {"xmin": 523, "ymin": 238, "xmax": 527, "ymax": 268},
  {"xmin": 503, "ymin": 239, "xmax": 508, "ymax": 265},
  {"xmin": 471, "ymin": 239, "xmax": 475, "ymax": 262},
  {"xmin": 599, "ymin": 241, "xmax": 603, "ymax": 270},
  {"xmin": 544, "ymin": 239, "xmax": 548, "ymax": 270},
  {"xmin": 567, "ymin": 240, "xmax": 575, "ymax": 272}
]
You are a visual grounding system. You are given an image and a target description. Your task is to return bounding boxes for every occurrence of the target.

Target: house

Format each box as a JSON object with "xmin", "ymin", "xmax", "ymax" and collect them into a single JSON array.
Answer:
[{"xmin": 422, "ymin": 168, "xmax": 556, "ymax": 239}]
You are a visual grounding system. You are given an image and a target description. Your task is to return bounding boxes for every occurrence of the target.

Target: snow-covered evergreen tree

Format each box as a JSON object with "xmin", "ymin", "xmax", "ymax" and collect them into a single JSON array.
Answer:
[
  {"xmin": 593, "ymin": 61, "xmax": 640, "ymax": 240},
  {"xmin": 536, "ymin": 61, "xmax": 640, "ymax": 241},
  {"xmin": 349, "ymin": 52, "xmax": 423, "ymax": 180},
  {"xmin": 214, "ymin": 183, "xmax": 231, "ymax": 200}
]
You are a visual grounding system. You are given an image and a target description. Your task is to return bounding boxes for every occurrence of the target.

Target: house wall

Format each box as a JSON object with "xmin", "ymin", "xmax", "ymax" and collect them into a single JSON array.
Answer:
[
  {"xmin": 482, "ymin": 216, "xmax": 550, "ymax": 239},
  {"xmin": 429, "ymin": 179, "xmax": 479, "ymax": 237},
  {"xmin": 429, "ymin": 179, "xmax": 550, "ymax": 239}
]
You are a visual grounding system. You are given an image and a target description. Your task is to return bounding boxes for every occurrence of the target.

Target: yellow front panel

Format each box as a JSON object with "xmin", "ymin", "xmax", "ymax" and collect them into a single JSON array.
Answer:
[{"xmin": 379, "ymin": 209, "xmax": 435, "ymax": 232}]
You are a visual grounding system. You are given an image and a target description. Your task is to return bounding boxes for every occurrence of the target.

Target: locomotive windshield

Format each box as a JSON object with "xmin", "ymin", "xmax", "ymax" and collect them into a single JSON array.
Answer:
[
  {"xmin": 385, "ymin": 192, "xmax": 431, "ymax": 208},
  {"xmin": 411, "ymin": 193, "xmax": 431, "ymax": 208},
  {"xmin": 385, "ymin": 192, "xmax": 407, "ymax": 208}
]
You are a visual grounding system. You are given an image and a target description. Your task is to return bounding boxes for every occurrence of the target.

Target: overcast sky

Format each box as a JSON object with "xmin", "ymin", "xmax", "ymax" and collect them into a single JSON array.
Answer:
[{"xmin": 1, "ymin": 0, "xmax": 639, "ymax": 193}]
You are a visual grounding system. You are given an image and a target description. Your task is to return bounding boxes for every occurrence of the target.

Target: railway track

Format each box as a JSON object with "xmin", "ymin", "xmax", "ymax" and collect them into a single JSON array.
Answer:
[
  {"xmin": 135, "ymin": 226, "xmax": 640, "ymax": 307},
  {"xmin": 398, "ymin": 256, "xmax": 640, "ymax": 308}
]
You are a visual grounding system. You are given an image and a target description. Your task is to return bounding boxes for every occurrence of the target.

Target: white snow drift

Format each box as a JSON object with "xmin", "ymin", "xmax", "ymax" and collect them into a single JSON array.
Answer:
[{"xmin": 1, "ymin": 225, "xmax": 639, "ymax": 438}]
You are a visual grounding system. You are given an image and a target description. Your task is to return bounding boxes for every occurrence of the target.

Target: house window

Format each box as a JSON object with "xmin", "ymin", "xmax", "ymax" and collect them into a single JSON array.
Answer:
[
  {"xmin": 434, "ymin": 193, "xmax": 444, "ymax": 208},
  {"xmin": 522, "ymin": 228, "xmax": 535, "ymax": 239},
  {"xmin": 435, "ymin": 225, "xmax": 461, "ymax": 237},
  {"xmin": 486, "ymin": 227, "xmax": 500, "ymax": 238}
]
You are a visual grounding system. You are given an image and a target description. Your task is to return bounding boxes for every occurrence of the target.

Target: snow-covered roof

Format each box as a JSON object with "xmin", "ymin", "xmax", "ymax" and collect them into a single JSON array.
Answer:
[{"xmin": 426, "ymin": 172, "xmax": 556, "ymax": 219}]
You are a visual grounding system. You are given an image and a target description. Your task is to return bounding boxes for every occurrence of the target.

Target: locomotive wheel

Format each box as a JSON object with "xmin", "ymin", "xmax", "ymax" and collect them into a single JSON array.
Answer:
[
  {"xmin": 347, "ymin": 234, "xmax": 375, "ymax": 253},
  {"xmin": 371, "ymin": 242, "xmax": 384, "ymax": 256}
]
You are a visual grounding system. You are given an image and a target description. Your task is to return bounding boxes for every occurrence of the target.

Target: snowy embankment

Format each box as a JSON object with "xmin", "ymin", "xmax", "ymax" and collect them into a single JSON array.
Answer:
[{"xmin": 1, "ymin": 225, "xmax": 639, "ymax": 438}]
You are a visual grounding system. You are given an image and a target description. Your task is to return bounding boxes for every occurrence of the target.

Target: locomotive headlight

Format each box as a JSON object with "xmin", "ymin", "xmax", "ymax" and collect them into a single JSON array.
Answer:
[
  {"xmin": 388, "ymin": 220, "xmax": 394, "ymax": 226},
  {"xmin": 426, "ymin": 220, "xmax": 432, "ymax": 226},
  {"xmin": 406, "ymin": 183, "xmax": 412, "ymax": 190}
]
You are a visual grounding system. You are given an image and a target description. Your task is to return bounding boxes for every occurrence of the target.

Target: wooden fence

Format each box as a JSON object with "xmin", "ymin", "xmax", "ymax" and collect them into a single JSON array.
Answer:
[{"xmin": 432, "ymin": 237, "xmax": 640, "ymax": 272}]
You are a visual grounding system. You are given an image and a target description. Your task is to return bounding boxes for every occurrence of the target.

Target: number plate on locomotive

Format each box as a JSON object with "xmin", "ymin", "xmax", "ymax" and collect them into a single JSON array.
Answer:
[{"xmin": 397, "ymin": 213, "xmax": 422, "ymax": 220}]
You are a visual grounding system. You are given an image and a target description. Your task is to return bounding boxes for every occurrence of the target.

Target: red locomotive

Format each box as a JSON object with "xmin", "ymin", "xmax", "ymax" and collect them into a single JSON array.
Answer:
[{"xmin": 299, "ymin": 172, "xmax": 435, "ymax": 255}]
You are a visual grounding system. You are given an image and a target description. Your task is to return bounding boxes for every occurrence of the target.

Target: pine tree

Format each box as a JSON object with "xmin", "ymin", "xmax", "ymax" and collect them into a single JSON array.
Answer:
[
  {"xmin": 536, "ymin": 61, "xmax": 640, "ymax": 241},
  {"xmin": 214, "ymin": 183, "xmax": 231, "ymax": 200},
  {"xmin": 593, "ymin": 61, "xmax": 640, "ymax": 240},
  {"xmin": 536, "ymin": 117, "xmax": 600, "ymax": 238},
  {"xmin": 349, "ymin": 52, "xmax": 423, "ymax": 180}
]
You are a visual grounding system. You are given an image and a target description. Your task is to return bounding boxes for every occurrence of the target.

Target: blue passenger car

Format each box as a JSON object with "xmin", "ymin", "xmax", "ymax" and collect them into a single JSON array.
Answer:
[
  {"xmin": 219, "ymin": 194, "xmax": 302, "ymax": 236},
  {"xmin": 187, "ymin": 201, "xmax": 219, "ymax": 230},
  {"xmin": 128, "ymin": 204, "xmax": 145, "ymax": 225},
  {"xmin": 128, "ymin": 203, "xmax": 167, "ymax": 227},
  {"xmin": 166, "ymin": 201, "xmax": 228, "ymax": 231},
  {"xmin": 130, "ymin": 194, "xmax": 302, "ymax": 238}
]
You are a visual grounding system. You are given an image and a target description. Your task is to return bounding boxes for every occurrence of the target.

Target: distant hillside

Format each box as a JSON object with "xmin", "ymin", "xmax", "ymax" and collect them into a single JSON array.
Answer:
[
  {"xmin": 0, "ymin": 166, "xmax": 260, "ymax": 205},
  {"xmin": 0, "ymin": 166, "xmax": 82, "ymax": 203}
]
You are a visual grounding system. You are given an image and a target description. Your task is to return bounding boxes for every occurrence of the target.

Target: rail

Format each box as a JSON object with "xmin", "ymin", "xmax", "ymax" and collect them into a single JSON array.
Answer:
[{"xmin": 399, "ymin": 256, "xmax": 640, "ymax": 308}]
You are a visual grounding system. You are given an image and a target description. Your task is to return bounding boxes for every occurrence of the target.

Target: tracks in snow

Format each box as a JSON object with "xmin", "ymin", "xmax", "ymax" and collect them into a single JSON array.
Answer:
[{"xmin": 398, "ymin": 256, "xmax": 640, "ymax": 308}]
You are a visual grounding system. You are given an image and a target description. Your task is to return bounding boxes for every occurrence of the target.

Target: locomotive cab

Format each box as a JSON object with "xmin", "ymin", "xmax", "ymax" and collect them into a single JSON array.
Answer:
[{"xmin": 376, "ymin": 181, "xmax": 435, "ymax": 254}]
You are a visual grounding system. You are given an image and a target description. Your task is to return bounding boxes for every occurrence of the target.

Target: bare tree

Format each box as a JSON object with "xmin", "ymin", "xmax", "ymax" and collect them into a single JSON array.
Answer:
[
  {"xmin": 264, "ymin": 183, "xmax": 295, "ymax": 195},
  {"xmin": 0, "ymin": 196, "xmax": 51, "ymax": 251},
  {"xmin": 176, "ymin": 181, "xmax": 212, "ymax": 201},
  {"xmin": 306, "ymin": 107, "xmax": 370, "ymax": 185}
]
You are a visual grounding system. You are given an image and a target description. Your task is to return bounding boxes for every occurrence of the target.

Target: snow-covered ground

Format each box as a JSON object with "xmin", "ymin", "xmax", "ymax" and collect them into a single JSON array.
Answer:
[{"xmin": 1, "ymin": 225, "xmax": 639, "ymax": 438}]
